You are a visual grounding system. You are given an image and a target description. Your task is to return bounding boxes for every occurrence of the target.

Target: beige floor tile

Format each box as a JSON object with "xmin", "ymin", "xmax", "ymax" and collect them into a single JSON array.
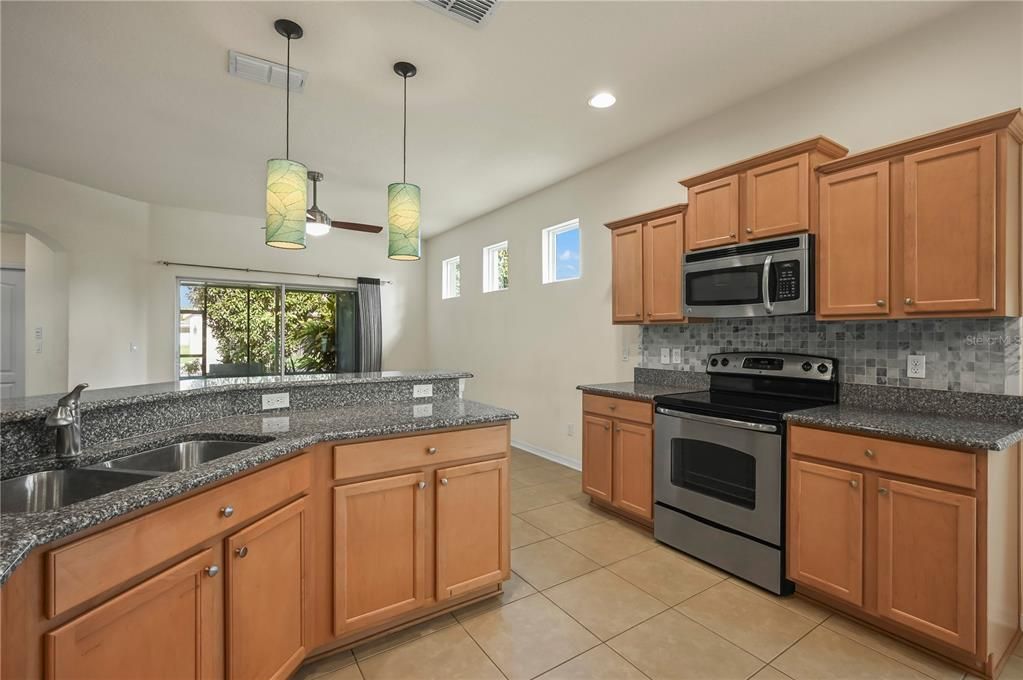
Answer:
[
  {"xmin": 536, "ymin": 644, "xmax": 648, "ymax": 680},
  {"xmin": 511, "ymin": 514, "xmax": 550, "ymax": 548},
  {"xmin": 358, "ymin": 624, "xmax": 504, "ymax": 680},
  {"xmin": 608, "ymin": 545, "xmax": 725, "ymax": 605},
  {"xmin": 822, "ymin": 615, "xmax": 965, "ymax": 680},
  {"xmin": 510, "ymin": 449, "xmax": 544, "ymax": 467},
  {"xmin": 511, "ymin": 462, "xmax": 578, "ymax": 487},
  {"xmin": 557, "ymin": 522, "xmax": 656, "ymax": 566},
  {"xmin": 518, "ymin": 501, "xmax": 609, "ymax": 536},
  {"xmin": 292, "ymin": 650, "xmax": 358, "ymax": 680},
  {"xmin": 751, "ymin": 667, "xmax": 794, "ymax": 680},
  {"xmin": 774, "ymin": 627, "xmax": 932, "ymax": 680},
  {"xmin": 511, "ymin": 482, "xmax": 576, "ymax": 513},
  {"xmin": 453, "ymin": 571, "xmax": 537, "ymax": 622},
  {"xmin": 545, "ymin": 569, "xmax": 667, "ymax": 640},
  {"xmin": 730, "ymin": 579, "xmax": 832, "ymax": 623},
  {"xmin": 1013, "ymin": 635, "xmax": 1023, "ymax": 658},
  {"xmin": 352, "ymin": 614, "xmax": 458, "ymax": 661},
  {"xmin": 676, "ymin": 581, "xmax": 817, "ymax": 662},
  {"xmin": 1001, "ymin": 655, "xmax": 1023, "ymax": 679},
  {"xmin": 316, "ymin": 665, "xmax": 364, "ymax": 680},
  {"xmin": 608, "ymin": 609, "xmax": 763, "ymax": 680},
  {"xmin": 511, "ymin": 538, "xmax": 600, "ymax": 590},
  {"xmin": 462, "ymin": 593, "xmax": 600, "ymax": 680}
]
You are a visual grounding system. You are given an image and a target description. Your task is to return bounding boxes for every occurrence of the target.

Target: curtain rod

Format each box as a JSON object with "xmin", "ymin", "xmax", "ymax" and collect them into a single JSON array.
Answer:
[{"xmin": 156, "ymin": 260, "xmax": 392, "ymax": 284}]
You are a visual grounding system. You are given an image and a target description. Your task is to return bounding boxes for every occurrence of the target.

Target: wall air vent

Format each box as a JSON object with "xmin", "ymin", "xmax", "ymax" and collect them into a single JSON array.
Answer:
[
  {"xmin": 228, "ymin": 50, "xmax": 307, "ymax": 93},
  {"xmin": 418, "ymin": 0, "xmax": 499, "ymax": 27}
]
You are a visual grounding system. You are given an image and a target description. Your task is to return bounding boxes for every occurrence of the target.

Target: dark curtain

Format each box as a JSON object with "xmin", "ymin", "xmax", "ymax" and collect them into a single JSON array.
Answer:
[{"xmin": 357, "ymin": 277, "xmax": 382, "ymax": 372}]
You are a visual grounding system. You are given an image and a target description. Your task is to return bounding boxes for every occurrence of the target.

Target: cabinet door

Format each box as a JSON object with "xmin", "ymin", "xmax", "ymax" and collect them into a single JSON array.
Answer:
[
  {"xmin": 226, "ymin": 498, "xmax": 308, "ymax": 680},
  {"xmin": 45, "ymin": 548, "xmax": 222, "ymax": 680},
  {"xmin": 612, "ymin": 421, "xmax": 653, "ymax": 520},
  {"xmin": 818, "ymin": 162, "xmax": 891, "ymax": 317},
  {"xmin": 686, "ymin": 175, "xmax": 740, "ymax": 250},
  {"xmin": 903, "ymin": 134, "xmax": 997, "ymax": 314},
  {"xmin": 611, "ymin": 224, "xmax": 645, "ymax": 323},
  {"xmin": 744, "ymin": 154, "xmax": 810, "ymax": 240},
  {"xmin": 334, "ymin": 472, "xmax": 427, "ymax": 635},
  {"xmin": 435, "ymin": 459, "xmax": 510, "ymax": 601},
  {"xmin": 643, "ymin": 214, "xmax": 685, "ymax": 322},
  {"xmin": 788, "ymin": 460, "xmax": 864, "ymax": 606},
  {"xmin": 876, "ymin": 478, "xmax": 977, "ymax": 652},
  {"xmin": 582, "ymin": 414, "xmax": 613, "ymax": 502}
]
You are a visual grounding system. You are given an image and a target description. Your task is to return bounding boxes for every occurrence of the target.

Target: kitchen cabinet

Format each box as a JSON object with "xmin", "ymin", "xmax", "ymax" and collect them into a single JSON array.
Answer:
[
  {"xmin": 815, "ymin": 110, "xmax": 1022, "ymax": 320},
  {"xmin": 45, "ymin": 548, "xmax": 222, "ymax": 680},
  {"xmin": 226, "ymin": 497, "xmax": 308, "ymax": 680},
  {"xmin": 435, "ymin": 459, "xmax": 510, "ymax": 601},
  {"xmin": 581, "ymin": 393, "xmax": 654, "ymax": 524},
  {"xmin": 787, "ymin": 424, "xmax": 1020, "ymax": 679},
  {"xmin": 606, "ymin": 205, "xmax": 686, "ymax": 325},
  {"xmin": 333, "ymin": 472, "xmax": 427, "ymax": 635},
  {"xmin": 679, "ymin": 137, "xmax": 847, "ymax": 252}
]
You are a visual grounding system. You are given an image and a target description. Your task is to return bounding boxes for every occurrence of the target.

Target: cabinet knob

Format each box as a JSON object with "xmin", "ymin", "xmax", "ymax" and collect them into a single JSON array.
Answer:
[
  {"xmin": 730, "ymin": 233, "xmax": 737, "ymax": 238},
  {"xmin": 848, "ymin": 480, "xmax": 858, "ymax": 489},
  {"xmin": 603, "ymin": 423, "xmax": 610, "ymax": 430},
  {"xmin": 235, "ymin": 546, "xmax": 248, "ymax": 559},
  {"xmin": 427, "ymin": 447, "xmax": 438, "ymax": 455},
  {"xmin": 205, "ymin": 565, "xmax": 220, "ymax": 577},
  {"xmin": 417, "ymin": 481, "xmax": 426, "ymax": 490},
  {"xmin": 608, "ymin": 404, "xmax": 617, "ymax": 410},
  {"xmin": 905, "ymin": 297, "xmax": 914, "ymax": 305},
  {"xmin": 876, "ymin": 300, "xmax": 886, "ymax": 307},
  {"xmin": 864, "ymin": 449, "xmax": 875, "ymax": 458},
  {"xmin": 745, "ymin": 228, "xmax": 753, "ymax": 234},
  {"xmin": 879, "ymin": 487, "xmax": 889, "ymax": 496},
  {"xmin": 220, "ymin": 506, "xmax": 234, "ymax": 518},
  {"xmin": 440, "ymin": 478, "xmax": 449, "ymax": 486}
]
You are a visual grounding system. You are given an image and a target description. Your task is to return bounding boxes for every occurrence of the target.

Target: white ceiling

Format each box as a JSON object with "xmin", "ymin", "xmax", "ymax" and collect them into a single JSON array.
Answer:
[{"xmin": 1, "ymin": 1, "xmax": 962, "ymax": 237}]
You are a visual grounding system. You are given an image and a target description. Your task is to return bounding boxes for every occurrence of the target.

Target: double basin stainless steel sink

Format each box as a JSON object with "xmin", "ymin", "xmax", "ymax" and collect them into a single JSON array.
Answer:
[{"xmin": 1, "ymin": 440, "xmax": 261, "ymax": 514}]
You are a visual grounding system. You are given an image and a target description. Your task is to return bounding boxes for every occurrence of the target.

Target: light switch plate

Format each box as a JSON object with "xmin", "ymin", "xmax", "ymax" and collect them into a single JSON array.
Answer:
[
  {"xmin": 907, "ymin": 354, "xmax": 926, "ymax": 379},
  {"xmin": 413, "ymin": 384, "xmax": 433, "ymax": 398},
  {"xmin": 671, "ymin": 348, "xmax": 682, "ymax": 364},
  {"xmin": 261, "ymin": 392, "xmax": 290, "ymax": 410},
  {"xmin": 660, "ymin": 348, "xmax": 671, "ymax": 364}
]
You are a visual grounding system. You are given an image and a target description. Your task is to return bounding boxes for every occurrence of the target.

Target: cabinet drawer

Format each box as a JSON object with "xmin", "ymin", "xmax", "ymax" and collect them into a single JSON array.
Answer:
[
  {"xmin": 47, "ymin": 453, "xmax": 311, "ymax": 618},
  {"xmin": 333, "ymin": 425, "xmax": 508, "ymax": 481},
  {"xmin": 582, "ymin": 394, "xmax": 652, "ymax": 425},
  {"xmin": 789, "ymin": 426, "xmax": 976, "ymax": 490}
]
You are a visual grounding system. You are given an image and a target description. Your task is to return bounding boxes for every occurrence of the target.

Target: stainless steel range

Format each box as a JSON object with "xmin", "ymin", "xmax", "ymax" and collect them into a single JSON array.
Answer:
[{"xmin": 653, "ymin": 352, "xmax": 838, "ymax": 594}]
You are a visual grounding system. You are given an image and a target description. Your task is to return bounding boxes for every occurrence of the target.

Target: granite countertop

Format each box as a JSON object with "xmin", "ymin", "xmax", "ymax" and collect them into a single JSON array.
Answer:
[
  {"xmin": 784, "ymin": 405, "xmax": 1023, "ymax": 451},
  {"xmin": 0, "ymin": 398, "xmax": 516, "ymax": 584},
  {"xmin": 1, "ymin": 370, "xmax": 473, "ymax": 422},
  {"xmin": 576, "ymin": 382, "xmax": 689, "ymax": 402}
]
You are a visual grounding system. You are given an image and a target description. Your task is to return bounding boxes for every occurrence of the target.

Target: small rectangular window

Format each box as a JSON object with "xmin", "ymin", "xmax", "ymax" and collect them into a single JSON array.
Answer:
[
  {"xmin": 542, "ymin": 219, "xmax": 581, "ymax": 284},
  {"xmin": 442, "ymin": 256, "xmax": 461, "ymax": 299},
  {"xmin": 483, "ymin": 241, "xmax": 509, "ymax": 293}
]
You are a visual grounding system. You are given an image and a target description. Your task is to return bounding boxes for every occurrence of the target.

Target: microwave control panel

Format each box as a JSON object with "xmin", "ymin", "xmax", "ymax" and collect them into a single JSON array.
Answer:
[{"xmin": 774, "ymin": 261, "xmax": 800, "ymax": 301}]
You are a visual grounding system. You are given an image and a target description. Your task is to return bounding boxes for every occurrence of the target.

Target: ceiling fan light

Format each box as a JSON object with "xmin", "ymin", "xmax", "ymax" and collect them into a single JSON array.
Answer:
[
  {"xmin": 266, "ymin": 158, "xmax": 308, "ymax": 249},
  {"xmin": 306, "ymin": 205, "xmax": 332, "ymax": 236},
  {"xmin": 387, "ymin": 182, "xmax": 421, "ymax": 261}
]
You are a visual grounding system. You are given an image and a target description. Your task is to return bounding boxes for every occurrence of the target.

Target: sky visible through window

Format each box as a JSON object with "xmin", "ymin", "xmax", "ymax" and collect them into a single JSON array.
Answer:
[{"xmin": 555, "ymin": 226, "xmax": 580, "ymax": 280}]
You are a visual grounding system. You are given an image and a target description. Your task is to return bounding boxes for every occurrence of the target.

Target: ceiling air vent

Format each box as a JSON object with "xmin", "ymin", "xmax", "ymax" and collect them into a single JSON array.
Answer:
[
  {"xmin": 419, "ymin": 0, "xmax": 499, "ymax": 27},
  {"xmin": 228, "ymin": 50, "xmax": 307, "ymax": 93}
]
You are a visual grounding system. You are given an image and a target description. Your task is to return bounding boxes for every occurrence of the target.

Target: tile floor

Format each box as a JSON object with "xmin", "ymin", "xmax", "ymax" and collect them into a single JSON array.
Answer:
[{"xmin": 294, "ymin": 448, "xmax": 1022, "ymax": 680}]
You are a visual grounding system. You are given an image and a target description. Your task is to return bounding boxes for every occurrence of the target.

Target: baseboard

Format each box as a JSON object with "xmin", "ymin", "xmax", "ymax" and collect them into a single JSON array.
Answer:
[{"xmin": 510, "ymin": 439, "xmax": 582, "ymax": 471}]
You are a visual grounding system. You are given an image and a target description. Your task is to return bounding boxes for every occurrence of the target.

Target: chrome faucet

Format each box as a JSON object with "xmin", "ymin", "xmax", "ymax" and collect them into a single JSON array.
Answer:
[{"xmin": 45, "ymin": 383, "xmax": 88, "ymax": 458}]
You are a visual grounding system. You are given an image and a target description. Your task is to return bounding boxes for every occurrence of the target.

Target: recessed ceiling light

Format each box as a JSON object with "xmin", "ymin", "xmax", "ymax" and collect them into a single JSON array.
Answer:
[{"xmin": 588, "ymin": 92, "xmax": 616, "ymax": 109}]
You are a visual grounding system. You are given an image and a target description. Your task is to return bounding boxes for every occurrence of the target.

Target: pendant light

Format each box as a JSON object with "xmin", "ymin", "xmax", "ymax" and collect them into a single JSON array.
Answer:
[
  {"xmin": 387, "ymin": 61, "xmax": 421, "ymax": 261},
  {"xmin": 265, "ymin": 19, "xmax": 307, "ymax": 250},
  {"xmin": 306, "ymin": 171, "xmax": 331, "ymax": 236}
]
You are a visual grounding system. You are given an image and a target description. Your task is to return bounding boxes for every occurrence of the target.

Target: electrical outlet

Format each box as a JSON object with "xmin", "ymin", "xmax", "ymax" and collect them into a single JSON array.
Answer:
[
  {"xmin": 261, "ymin": 392, "xmax": 290, "ymax": 410},
  {"xmin": 261, "ymin": 416, "xmax": 290, "ymax": 433},
  {"xmin": 907, "ymin": 354, "xmax": 926, "ymax": 379},
  {"xmin": 671, "ymin": 348, "xmax": 682, "ymax": 364},
  {"xmin": 622, "ymin": 343, "xmax": 629, "ymax": 362},
  {"xmin": 567, "ymin": 423, "xmax": 575, "ymax": 437},
  {"xmin": 660, "ymin": 348, "xmax": 671, "ymax": 364},
  {"xmin": 413, "ymin": 403, "xmax": 433, "ymax": 418},
  {"xmin": 413, "ymin": 384, "xmax": 433, "ymax": 398}
]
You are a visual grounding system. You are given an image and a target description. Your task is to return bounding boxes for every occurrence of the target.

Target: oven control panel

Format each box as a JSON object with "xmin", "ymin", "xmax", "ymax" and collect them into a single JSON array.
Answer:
[
  {"xmin": 773, "ymin": 261, "xmax": 800, "ymax": 301},
  {"xmin": 707, "ymin": 352, "xmax": 835, "ymax": 381}
]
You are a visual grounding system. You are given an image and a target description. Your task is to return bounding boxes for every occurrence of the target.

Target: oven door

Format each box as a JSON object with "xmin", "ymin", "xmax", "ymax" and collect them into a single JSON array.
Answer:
[{"xmin": 654, "ymin": 408, "xmax": 783, "ymax": 546}]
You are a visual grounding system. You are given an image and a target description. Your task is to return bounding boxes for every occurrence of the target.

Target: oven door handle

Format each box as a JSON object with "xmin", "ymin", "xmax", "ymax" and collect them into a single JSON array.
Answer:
[
  {"xmin": 762, "ymin": 254, "xmax": 774, "ymax": 314},
  {"xmin": 656, "ymin": 407, "xmax": 779, "ymax": 433}
]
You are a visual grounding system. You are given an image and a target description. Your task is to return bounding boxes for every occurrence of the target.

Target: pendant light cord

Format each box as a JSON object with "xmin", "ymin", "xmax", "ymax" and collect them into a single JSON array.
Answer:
[
  {"xmin": 285, "ymin": 37, "xmax": 291, "ymax": 160},
  {"xmin": 402, "ymin": 73, "xmax": 407, "ymax": 184}
]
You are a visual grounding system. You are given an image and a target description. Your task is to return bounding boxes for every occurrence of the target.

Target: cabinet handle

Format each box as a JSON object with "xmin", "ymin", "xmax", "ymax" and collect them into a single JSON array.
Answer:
[
  {"xmin": 603, "ymin": 423, "xmax": 610, "ymax": 430},
  {"xmin": 745, "ymin": 228, "xmax": 753, "ymax": 234},
  {"xmin": 427, "ymin": 447, "xmax": 438, "ymax": 455},
  {"xmin": 205, "ymin": 565, "xmax": 220, "ymax": 577},
  {"xmin": 879, "ymin": 487, "xmax": 889, "ymax": 496},
  {"xmin": 235, "ymin": 546, "xmax": 248, "ymax": 559},
  {"xmin": 730, "ymin": 233, "xmax": 737, "ymax": 238},
  {"xmin": 220, "ymin": 506, "xmax": 234, "ymax": 518},
  {"xmin": 440, "ymin": 478, "xmax": 449, "ymax": 486},
  {"xmin": 417, "ymin": 481, "xmax": 426, "ymax": 490},
  {"xmin": 876, "ymin": 300, "xmax": 886, "ymax": 307},
  {"xmin": 864, "ymin": 449, "xmax": 875, "ymax": 458},
  {"xmin": 905, "ymin": 297, "xmax": 914, "ymax": 305},
  {"xmin": 848, "ymin": 480, "xmax": 858, "ymax": 489}
]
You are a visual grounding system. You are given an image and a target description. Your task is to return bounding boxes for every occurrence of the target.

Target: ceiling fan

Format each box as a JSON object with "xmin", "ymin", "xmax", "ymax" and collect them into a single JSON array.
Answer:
[{"xmin": 306, "ymin": 170, "xmax": 384, "ymax": 235}]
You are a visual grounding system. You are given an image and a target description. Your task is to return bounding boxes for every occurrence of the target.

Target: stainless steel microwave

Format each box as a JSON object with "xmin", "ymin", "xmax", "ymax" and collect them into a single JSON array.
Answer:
[{"xmin": 683, "ymin": 234, "xmax": 813, "ymax": 318}]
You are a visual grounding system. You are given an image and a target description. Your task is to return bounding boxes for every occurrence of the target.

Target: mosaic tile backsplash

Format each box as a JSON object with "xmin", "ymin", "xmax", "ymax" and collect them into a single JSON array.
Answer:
[{"xmin": 640, "ymin": 317, "xmax": 1022, "ymax": 396}]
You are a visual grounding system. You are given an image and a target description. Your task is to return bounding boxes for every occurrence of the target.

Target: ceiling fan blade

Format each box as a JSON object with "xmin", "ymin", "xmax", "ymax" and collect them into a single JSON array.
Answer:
[{"xmin": 331, "ymin": 221, "xmax": 384, "ymax": 234}]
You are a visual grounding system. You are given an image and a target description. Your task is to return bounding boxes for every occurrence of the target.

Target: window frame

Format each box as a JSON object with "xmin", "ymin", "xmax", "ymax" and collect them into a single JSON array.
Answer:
[
  {"xmin": 541, "ymin": 219, "xmax": 581, "ymax": 284},
  {"xmin": 441, "ymin": 256, "xmax": 461, "ymax": 299},
  {"xmin": 482, "ymin": 241, "xmax": 509, "ymax": 293}
]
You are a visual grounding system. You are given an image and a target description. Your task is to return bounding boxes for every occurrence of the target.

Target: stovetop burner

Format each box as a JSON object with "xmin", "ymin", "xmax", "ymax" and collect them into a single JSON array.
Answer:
[{"xmin": 655, "ymin": 389, "xmax": 835, "ymax": 423}]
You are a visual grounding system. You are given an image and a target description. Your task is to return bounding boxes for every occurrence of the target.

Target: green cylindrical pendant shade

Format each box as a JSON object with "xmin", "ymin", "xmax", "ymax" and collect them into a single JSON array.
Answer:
[
  {"xmin": 266, "ymin": 158, "xmax": 308, "ymax": 249},
  {"xmin": 387, "ymin": 182, "xmax": 421, "ymax": 260}
]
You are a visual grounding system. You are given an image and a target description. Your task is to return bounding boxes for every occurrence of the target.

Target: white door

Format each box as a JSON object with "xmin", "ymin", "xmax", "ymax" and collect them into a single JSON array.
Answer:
[{"xmin": 1, "ymin": 268, "xmax": 26, "ymax": 399}]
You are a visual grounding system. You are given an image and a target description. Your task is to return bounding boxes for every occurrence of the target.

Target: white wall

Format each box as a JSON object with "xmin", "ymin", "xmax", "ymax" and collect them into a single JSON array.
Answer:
[
  {"xmin": 24, "ymin": 233, "xmax": 69, "ymax": 395},
  {"xmin": 0, "ymin": 163, "xmax": 428, "ymax": 393},
  {"xmin": 425, "ymin": 3, "xmax": 1023, "ymax": 464},
  {"xmin": 1, "ymin": 232, "xmax": 25, "ymax": 268}
]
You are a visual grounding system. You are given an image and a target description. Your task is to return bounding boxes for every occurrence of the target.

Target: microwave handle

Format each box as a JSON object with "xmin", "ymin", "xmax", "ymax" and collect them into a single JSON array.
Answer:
[{"xmin": 762, "ymin": 255, "xmax": 774, "ymax": 314}]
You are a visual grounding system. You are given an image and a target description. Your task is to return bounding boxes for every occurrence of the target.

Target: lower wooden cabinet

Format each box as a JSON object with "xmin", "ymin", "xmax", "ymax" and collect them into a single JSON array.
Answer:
[
  {"xmin": 581, "ymin": 394, "xmax": 653, "ymax": 523},
  {"xmin": 226, "ymin": 497, "xmax": 309, "ymax": 680},
  {"xmin": 612, "ymin": 421, "xmax": 654, "ymax": 520},
  {"xmin": 333, "ymin": 472, "xmax": 427, "ymax": 635},
  {"xmin": 45, "ymin": 548, "xmax": 222, "ymax": 680},
  {"xmin": 581, "ymin": 414, "xmax": 613, "ymax": 502}
]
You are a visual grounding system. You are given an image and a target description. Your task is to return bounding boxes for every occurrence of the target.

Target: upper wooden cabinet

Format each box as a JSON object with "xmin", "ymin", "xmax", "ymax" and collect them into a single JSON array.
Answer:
[
  {"xmin": 679, "ymin": 137, "xmax": 848, "ymax": 251},
  {"xmin": 606, "ymin": 204, "xmax": 686, "ymax": 324},
  {"xmin": 816, "ymin": 109, "xmax": 1023, "ymax": 319}
]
